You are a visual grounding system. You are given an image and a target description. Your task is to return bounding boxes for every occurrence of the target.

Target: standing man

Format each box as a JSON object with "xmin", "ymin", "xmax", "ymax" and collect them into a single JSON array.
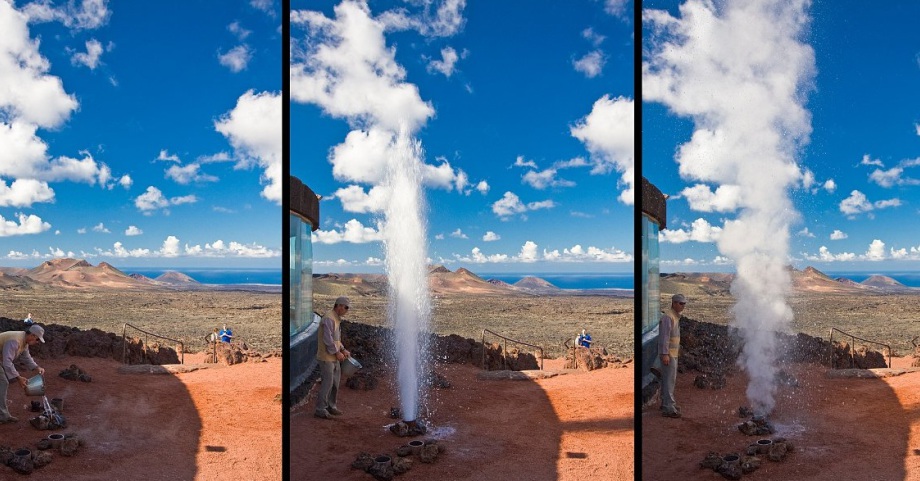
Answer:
[
  {"xmin": 659, "ymin": 294, "xmax": 686, "ymax": 418},
  {"xmin": 315, "ymin": 296, "xmax": 350, "ymax": 420},
  {"xmin": 0, "ymin": 325, "xmax": 46, "ymax": 423}
]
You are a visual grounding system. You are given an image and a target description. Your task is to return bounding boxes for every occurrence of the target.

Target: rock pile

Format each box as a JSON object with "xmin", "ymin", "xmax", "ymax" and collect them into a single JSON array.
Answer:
[
  {"xmin": 205, "ymin": 341, "xmax": 278, "ymax": 366},
  {"xmin": 564, "ymin": 346, "xmax": 630, "ymax": 371},
  {"xmin": 0, "ymin": 434, "xmax": 84, "ymax": 475},
  {"xmin": 832, "ymin": 341, "xmax": 887, "ymax": 369},
  {"xmin": 59, "ymin": 364, "xmax": 92, "ymax": 382},
  {"xmin": 737, "ymin": 416, "xmax": 774, "ymax": 436},
  {"xmin": 699, "ymin": 437, "xmax": 793, "ymax": 480},
  {"xmin": 351, "ymin": 439, "xmax": 445, "ymax": 480}
]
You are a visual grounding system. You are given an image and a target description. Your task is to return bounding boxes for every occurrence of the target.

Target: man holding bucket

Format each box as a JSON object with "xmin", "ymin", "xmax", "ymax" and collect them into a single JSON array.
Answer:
[
  {"xmin": 0, "ymin": 324, "xmax": 46, "ymax": 423},
  {"xmin": 314, "ymin": 296, "xmax": 351, "ymax": 420}
]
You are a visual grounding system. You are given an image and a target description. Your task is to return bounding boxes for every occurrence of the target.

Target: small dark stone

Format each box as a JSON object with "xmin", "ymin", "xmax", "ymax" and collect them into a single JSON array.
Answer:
[
  {"xmin": 768, "ymin": 442, "xmax": 788, "ymax": 462},
  {"xmin": 0, "ymin": 446, "xmax": 14, "ymax": 466},
  {"xmin": 700, "ymin": 451, "xmax": 722, "ymax": 470},
  {"xmin": 36, "ymin": 439, "xmax": 52, "ymax": 450},
  {"xmin": 33, "ymin": 450, "xmax": 53, "ymax": 468},
  {"xmin": 350, "ymin": 452, "xmax": 375, "ymax": 471},
  {"xmin": 367, "ymin": 457, "xmax": 394, "ymax": 481},
  {"xmin": 716, "ymin": 461, "xmax": 742, "ymax": 480},
  {"xmin": 9, "ymin": 451, "xmax": 34, "ymax": 474},
  {"xmin": 419, "ymin": 444, "xmax": 439, "ymax": 463},
  {"xmin": 740, "ymin": 455, "xmax": 761, "ymax": 474},
  {"xmin": 60, "ymin": 437, "xmax": 80, "ymax": 457},
  {"xmin": 396, "ymin": 445, "xmax": 412, "ymax": 457},
  {"xmin": 392, "ymin": 456, "xmax": 412, "ymax": 474}
]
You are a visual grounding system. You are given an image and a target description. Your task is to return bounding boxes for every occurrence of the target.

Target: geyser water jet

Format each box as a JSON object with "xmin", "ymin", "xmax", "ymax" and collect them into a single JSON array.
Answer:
[{"xmin": 383, "ymin": 127, "xmax": 431, "ymax": 423}]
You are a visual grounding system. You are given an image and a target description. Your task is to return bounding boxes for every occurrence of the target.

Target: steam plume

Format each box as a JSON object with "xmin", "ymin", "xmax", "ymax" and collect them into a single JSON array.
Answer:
[{"xmin": 644, "ymin": 0, "xmax": 816, "ymax": 414}]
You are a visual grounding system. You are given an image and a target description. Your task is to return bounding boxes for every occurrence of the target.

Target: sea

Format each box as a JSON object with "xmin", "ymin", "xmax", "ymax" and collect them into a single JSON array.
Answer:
[
  {"xmin": 824, "ymin": 271, "xmax": 920, "ymax": 288},
  {"xmin": 480, "ymin": 273, "xmax": 634, "ymax": 290},
  {"xmin": 128, "ymin": 268, "xmax": 281, "ymax": 286}
]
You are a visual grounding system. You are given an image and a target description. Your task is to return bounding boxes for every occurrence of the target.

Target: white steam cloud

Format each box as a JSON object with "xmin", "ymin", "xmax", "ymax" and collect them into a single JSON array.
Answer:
[{"xmin": 645, "ymin": 0, "xmax": 816, "ymax": 415}]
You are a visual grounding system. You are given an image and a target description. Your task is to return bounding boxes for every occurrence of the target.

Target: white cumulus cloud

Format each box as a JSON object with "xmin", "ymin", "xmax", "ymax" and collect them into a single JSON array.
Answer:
[
  {"xmin": 312, "ymin": 219, "xmax": 383, "ymax": 244},
  {"xmin": 659, "ymin": 218, "xmax": 722, "ymax": 244},
  {"xmin": 0, "ymin": 212, "xmax": 51, "ymax": 236},
  {"xmin": 571, "ymin": 95, "xmax": 634, "ymax": 205},
  {"xmin": 215, "ymin": 90, "xmax": 281, "ymax": 204}
]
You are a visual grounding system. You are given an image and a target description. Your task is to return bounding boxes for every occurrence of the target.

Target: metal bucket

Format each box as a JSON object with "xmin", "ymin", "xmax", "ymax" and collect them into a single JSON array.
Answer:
[
  {"xmin": 341, "ymin": 356, "xmax": 362, "ymax": 377},
  {"xmin": 25, "ymin": 374, "xmax": 44, "ymax": 396}
]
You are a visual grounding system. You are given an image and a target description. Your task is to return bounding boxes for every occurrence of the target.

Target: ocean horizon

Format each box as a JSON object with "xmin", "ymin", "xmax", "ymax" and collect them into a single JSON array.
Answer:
[
  {"xmin": 129, "ymin": 268, "xmax": 281, "ymax": 286},
  {"xmin": 825, "ymin": 271, "xmax": 920, "ymax": 288},
  {"xmin": 480, "ymin": 272, "xmax": 634, "ymax": 290}
]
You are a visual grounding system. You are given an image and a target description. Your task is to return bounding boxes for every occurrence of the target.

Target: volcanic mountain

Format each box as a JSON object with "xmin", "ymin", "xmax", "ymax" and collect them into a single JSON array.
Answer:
[
  {"xmin": 429, "ymin": 267, "xmax": 511, "ymax": 295},
  {"xmin": 25, "ymin": 259, "xmax": 142, "ymax": 288},
  {"xmin": 790, "ymin": 266, "xmax": 864, "ymax": 293},
  {"xmin": 155, "ymin": 271, "xmax": 200, "ymax": 285},
  {"xmin": 860, "ymin": 274, "xmax": 913, "ymax": 292},
  {"xmin": 513, "ymin": 276, "xmax": 561, "ymax": 294}
]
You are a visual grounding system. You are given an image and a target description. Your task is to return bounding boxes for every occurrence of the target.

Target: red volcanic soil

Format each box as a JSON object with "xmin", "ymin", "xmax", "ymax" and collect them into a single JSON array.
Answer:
[
  {"xmin": 0, "ymin": 354, "xmax": 281, "ymax": 480},
  {"xmin": 642, "ymin": 357, "xmax": 920, "ymax": 480},
  {"xmin": 291, "ymin": 359, "xmax": 633, "ymax": 480}
]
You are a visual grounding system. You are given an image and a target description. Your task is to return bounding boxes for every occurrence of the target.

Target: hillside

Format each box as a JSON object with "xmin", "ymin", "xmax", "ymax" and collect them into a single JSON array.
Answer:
[{"xmin": 658, "ymin": 266, "xmax": 916, "ymax": 297}]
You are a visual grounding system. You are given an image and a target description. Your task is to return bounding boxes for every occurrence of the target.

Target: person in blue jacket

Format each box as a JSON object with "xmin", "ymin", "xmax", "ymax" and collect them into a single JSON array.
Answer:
[{"xmin": 219, "ymin": 324, "xmax": 234, "ymax": 344}]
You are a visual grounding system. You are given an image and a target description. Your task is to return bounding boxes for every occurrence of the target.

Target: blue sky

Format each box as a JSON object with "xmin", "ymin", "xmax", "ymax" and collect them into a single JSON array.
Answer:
[
  {"xmin": 643, "ymin": 0, "xmax": 920, "ymax": 273},
  {"xmin": 0, "ymin": 0, "xmax": 281, "ymax": 268},
  {"xmin": 291, "ymin": 0, "xmax": 635, "ymax": 274}
]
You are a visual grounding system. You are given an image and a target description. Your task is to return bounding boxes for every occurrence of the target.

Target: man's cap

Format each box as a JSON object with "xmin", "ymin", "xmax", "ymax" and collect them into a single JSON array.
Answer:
[
  {"xmin": 672, "ymin": 294, "xmax": 687, "ymax": 304},
  {"xmin": 335, "ymin": 296, "xmax": 350, "ymax": 307},
  {"xmin": 27, "ymin": 324, "xmax": 45, "ymax": 343}
]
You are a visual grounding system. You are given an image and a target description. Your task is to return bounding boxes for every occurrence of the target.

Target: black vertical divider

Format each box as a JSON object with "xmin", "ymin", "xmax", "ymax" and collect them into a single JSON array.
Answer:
[{"xmin": 281, "ymin": 0, "xmax": 291, "ymax": 479}]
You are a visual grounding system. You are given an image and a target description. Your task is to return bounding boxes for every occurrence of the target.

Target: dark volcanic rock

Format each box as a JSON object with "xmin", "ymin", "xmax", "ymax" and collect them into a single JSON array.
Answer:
[
  {"xmin": 351, "ymin": 452, "xmax": 374, "ymax": 471},
  {"xmin": 565, "ymin": 346, "xmax": 625, "ymax": 371},
  {"xmin": 341, "ymin": 321, "xmax": 539, "ymax": 372},
  {"xmin": 678, "ymin": 316, "xmax": 886, "ymax": 374},
  {"xmin": 9, "ymin": 450, "xmax": 34, "ymax": 474},
  {"xmin": 0, "ymin": 317, "xmax": 180, "ymax": 366}
]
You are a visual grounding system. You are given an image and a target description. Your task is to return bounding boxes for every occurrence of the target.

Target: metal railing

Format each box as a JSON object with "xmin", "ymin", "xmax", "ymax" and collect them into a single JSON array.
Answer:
[
  {"xmin": 828, "ymin": 327, "xmax": 890, "ymax": 369},
  {"xmin": 122, "ymin": 323, "xmax": 185, "ymax": 365},
  {"xmin": 481, "ymin": 328, "xmax": 544, "ymax": 371}
]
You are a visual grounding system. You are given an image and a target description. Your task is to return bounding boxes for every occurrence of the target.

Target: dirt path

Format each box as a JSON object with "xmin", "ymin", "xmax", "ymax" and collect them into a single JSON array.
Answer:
[
  {"xmin": 291, "ymin": 359, "xmax": 633, "ymax": 481},
  {"xmin": 642, "ymin": 357, "xmax": 920, "ymax": 480},
  {"xmin": 0, "ymin": 354, "xmax": 281, "ymax": 480}
]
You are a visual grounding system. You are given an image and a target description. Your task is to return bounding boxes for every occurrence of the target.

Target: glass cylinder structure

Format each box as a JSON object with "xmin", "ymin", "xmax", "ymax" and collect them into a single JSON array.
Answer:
[
  {"xmin": 640, "ymin": 177, "xmax": 667, "ymax": 404},
  {"xmin": 290, "ymin": 176, "xmax": 320, "ymax": 398}
]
